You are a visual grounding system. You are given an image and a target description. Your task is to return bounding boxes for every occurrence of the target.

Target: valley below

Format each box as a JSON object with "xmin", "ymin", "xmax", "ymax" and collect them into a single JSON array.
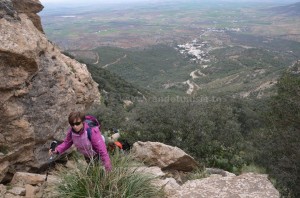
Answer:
[{"xmin": 40, "ymin": 0, "xmax": 300, "ymax": 98}]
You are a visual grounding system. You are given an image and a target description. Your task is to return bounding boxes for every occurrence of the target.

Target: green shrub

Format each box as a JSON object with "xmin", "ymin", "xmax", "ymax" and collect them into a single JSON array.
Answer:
[
  {"xmin": 240, "ymin": 164, "xmax": 266, "ymax": 174},
  {"xmin": 55, "ymin": 153, "xmax": 164, "ymax": 198},
  {"xmin": 256, "ymin": 70, "xmax": 300, "ymax": 197},
  {"xmin": 125, "ymin": 99, "xmax": 247, "ymax": 172}
]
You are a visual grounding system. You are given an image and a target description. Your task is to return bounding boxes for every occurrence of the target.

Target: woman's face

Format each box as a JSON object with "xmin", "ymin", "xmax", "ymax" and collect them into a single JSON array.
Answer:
[{"xmin": 71, "ymin": 118, "xmax": 83, "ymax": 132}]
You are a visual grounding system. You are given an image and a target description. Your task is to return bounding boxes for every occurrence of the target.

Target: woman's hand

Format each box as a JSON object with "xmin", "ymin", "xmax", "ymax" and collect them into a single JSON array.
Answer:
[{"xmin": 48, "ymin": 149, "xmax": 58, "ymax": 156}]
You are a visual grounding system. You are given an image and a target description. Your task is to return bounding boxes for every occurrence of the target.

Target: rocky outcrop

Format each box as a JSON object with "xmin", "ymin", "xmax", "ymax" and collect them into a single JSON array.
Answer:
[
  {"xmin": 132, "ymin": 141, "xmax": 199, "ymax": 172},
  {"xmin": 0, "ymin": 0, "xmax": 100, "ymax": 182},
  {"xmin": 12, "ymin": 0, "xmax": 44, "ymax": 32},
  {"xmin": 0, "ymin": 0, "xmax": 43, "ymax": 32},
  {"xmin": 0, "ymin": 172, "xmax": 59, "ymax": 197},
  {"xmin": 132, "ymin": 142, "xmax": 279, "ymax": 197},
  {"xmin": 166, "ymin": 173, "xmax": 280, "ymax": 198},
  {"xmin": 0, "ymin": 143, "xmax": 280, "ymax": 198}
]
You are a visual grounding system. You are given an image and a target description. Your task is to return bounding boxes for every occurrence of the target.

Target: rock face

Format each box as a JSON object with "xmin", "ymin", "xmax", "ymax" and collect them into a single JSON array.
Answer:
[
  {"xmin": 132, "ymin": 141, "xmax": 198, "ymax": 171},
  {"xmin": 12, "ymin": 0, "xmax": 44, "ymax": 32},
  {"xmin": 0, "ymin": 0, "xmax": 100, "ymax": 182}
]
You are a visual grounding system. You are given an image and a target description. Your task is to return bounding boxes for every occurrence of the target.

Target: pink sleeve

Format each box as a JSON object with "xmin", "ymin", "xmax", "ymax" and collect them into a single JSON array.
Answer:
[
  {"xmin": 56, "ymin": 129, "xmax": 73, "ymax": 154},
  {"xmin": 90, "ymin": 128, "xmax": 112, "ymax": 171}
]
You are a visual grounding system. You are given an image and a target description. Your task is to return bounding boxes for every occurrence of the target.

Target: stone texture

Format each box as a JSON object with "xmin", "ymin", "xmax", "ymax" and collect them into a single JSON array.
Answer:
[
  {"xmin": 0, "ymin": 0, "xmax": 19, "ymax": 20},
  {"xmin": 167, "ymin": 173, "xmax": 280, "ymax": 198},
  {"xmin": 4, "ymin": 193, "xmax": 23, "ymax": 198},
  {"xmin": 154, "ymin": 177, "xmax": 180, "ymax": 197},
  {"xmin": 0, "ymin": 161, "xmax": 9, "ymax": 181},
  {"xmin": 132, "ymin": 141, "xmax": 198, "ymax": 171},
  {"xmin": 10, "ymin": 172, "xmax": 46, "ymax": 186},
  {"xmin": 0, "ymin": 184, "xmax": 7, "ymax": 196},
  {"xmin": 11, "ymin": 0, "xmax": 44, "ymax": 32},
  {"xmin": 7, "ymin": 187, "xmax": 25, "ymax": 196},
  {"xmin": 0, "ymin": 0, "xmax": 100, "ymax": 182},
  {"xmin": 25, "ymin": 184, "xmax": 39, "ymax": 198},
  {"xmin": 134, "ymin": 166, "xmax": 166, "ymax": 177}
]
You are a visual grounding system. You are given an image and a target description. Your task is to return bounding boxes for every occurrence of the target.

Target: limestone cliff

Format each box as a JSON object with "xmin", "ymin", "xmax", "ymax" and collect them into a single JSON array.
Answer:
[{"xmin": 0, "ymin": 0, "xmax": 100, "ymax": 182}]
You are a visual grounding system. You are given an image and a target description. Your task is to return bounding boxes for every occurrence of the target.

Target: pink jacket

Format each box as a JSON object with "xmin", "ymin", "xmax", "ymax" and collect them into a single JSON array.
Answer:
[{"xmin": 56, "ymin": 123, "xmax": 112, "ymax": 171}]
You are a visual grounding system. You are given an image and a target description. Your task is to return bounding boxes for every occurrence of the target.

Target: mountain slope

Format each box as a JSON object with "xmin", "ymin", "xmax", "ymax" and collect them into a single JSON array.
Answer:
[{"xmin": 268, "ymin": 2, "xmax": 300, "ymax": 16}]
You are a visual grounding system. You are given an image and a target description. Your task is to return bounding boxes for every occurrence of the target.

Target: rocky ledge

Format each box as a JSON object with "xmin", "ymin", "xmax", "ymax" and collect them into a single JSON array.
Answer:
[{"xmin": 0, "ymin": 142, "xmax": 280, "ymax": 198}]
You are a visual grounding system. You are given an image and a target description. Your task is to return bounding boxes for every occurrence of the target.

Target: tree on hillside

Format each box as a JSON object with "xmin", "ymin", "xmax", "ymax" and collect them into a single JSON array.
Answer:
[
  {"xmin": 259, "ymin": 68, "xmax": 300, "ymax": 198},
  {"xmin": 125, "ymin": 99, "xmax": 245, "ymax": 172}
]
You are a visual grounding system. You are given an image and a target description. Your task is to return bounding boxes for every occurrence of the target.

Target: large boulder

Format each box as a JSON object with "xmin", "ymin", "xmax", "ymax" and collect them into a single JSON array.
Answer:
[
  {"xmin": 0, "ymin": 0, "xmax": 100, "ymax": 182},
  {"xmin": 166, "ymin": 173, "xmax": 280, "ymax": 198},
  {"xmin": 132, "ymin": 141, "xmax": 198, "ymax": 172},
  {"xmin": 10, "ymin": 172, "xmax": 47, "ymax": 186}
]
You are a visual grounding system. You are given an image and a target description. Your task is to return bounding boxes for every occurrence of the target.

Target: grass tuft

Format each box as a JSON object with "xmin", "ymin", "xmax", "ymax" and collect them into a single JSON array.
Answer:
[{"xmin": 55, "ymin": 152, "xmax": 164, "ymax": 198}]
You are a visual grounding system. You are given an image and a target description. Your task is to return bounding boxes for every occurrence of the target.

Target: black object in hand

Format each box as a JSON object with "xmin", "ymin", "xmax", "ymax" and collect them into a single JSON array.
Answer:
[{"xmin": 50, "ymin": 141, "xmax": 57, "ymax": 151}]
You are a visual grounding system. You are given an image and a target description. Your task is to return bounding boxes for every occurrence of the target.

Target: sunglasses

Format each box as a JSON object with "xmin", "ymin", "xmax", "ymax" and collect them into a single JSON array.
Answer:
[{"xmin": 70, "ymin": 121, "xmax": 82, "ymax": 126}]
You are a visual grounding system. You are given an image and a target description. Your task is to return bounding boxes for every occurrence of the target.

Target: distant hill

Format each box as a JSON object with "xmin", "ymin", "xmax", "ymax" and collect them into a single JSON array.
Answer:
[{"xmin": 268, "ymin": 2, "xmax": 300, "ymax": 16}]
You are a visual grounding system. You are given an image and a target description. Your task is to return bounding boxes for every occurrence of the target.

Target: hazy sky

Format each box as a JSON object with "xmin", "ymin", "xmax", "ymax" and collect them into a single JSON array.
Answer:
[
  {"xmin": 40, "ymin": 0, "xmax": 299, "ymax": 2},
  {"xmin": 39, "ymin": 0, "xmax": 299, "ymax": 7},
  {"xmin": 40, "ymin": 0, "xmax": 151, "ymax": 4}
]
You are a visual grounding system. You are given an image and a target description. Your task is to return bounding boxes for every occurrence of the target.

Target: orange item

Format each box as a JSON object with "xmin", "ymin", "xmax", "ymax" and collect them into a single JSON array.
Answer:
[{"xmin": 114, "ymin": 141, "xmax": 123, "ymax": 150}]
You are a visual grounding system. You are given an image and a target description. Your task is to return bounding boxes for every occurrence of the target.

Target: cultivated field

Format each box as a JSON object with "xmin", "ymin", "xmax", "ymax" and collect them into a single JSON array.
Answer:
[{"xmin": 40, "ymin": 1, "xmax": 300, "ymax": 97}]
